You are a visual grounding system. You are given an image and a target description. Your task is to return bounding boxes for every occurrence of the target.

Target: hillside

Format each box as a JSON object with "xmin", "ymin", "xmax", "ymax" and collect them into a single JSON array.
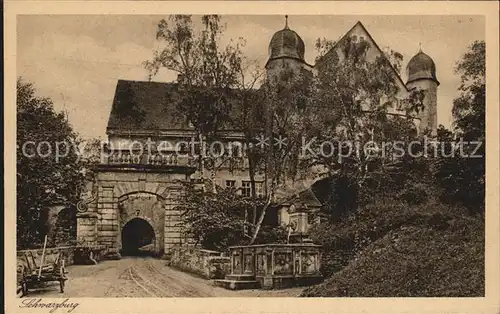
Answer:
[{"xmin": 302, "ymin": 201, "xmax": 484, "ymax": 297}]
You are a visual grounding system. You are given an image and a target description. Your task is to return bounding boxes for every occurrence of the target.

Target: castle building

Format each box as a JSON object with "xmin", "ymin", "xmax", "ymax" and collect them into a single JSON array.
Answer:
[
  {"xmin": 76, "ymin": 19, "xmax": 439, "ymax": 258},
  {"xmin": 267, "ymin": 18, "xmax": 439, "ymax": 134}
]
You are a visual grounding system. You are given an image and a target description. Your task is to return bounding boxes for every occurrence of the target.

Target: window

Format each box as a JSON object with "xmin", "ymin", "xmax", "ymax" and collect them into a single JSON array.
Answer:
[
  {"xmin": 241, "ymin": 181, "xmax": 264, "ymax": 197},
  {"xmin": 241, "ymin": 181, "xmax": 252, "ymax": 197},
  {"xmin": 225, "ymin": 180, "xmax": 236, "ymax": 189}
]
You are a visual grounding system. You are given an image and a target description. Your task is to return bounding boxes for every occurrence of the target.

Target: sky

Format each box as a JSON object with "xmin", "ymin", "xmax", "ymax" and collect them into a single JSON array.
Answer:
[{"xmin": 17, "ymin": 15, "xmax": 485, "ymax": 139}]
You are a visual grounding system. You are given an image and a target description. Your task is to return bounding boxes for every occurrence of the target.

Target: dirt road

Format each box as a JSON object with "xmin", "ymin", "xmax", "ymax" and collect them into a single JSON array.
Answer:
[{"xmin": 23, "ymin": 256, "xmax": 303, "ymax": 297}]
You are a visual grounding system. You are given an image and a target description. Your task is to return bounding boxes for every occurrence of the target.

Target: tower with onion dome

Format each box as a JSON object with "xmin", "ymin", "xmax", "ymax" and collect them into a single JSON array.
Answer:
[
  {"xmin": 265, "ymin": 16, "xmax": 312, "ymax": 83},
  {"xmin": 406, "ymin": 47, "xmax": 440, "ymax": 135}
]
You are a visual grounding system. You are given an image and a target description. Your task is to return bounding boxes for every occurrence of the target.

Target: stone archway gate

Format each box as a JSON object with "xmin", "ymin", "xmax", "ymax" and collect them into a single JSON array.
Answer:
[{"xmin": 77, "ymin": 166, "xmax": 194, "ymax": 258}]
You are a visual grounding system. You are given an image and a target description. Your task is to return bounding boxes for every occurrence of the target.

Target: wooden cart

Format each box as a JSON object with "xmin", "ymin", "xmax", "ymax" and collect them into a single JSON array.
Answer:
[{"xmin": 18, "ymin": 237, "xmax": 68, "ymax": 296}]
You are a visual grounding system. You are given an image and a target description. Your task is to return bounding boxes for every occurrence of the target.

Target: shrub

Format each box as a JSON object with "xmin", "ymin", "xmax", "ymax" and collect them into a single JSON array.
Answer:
[
  {"xmin": 178, "ymin": 183, "xmax": 281, "ymax": 251},
  {"xmin": 252, "ymin": 225, "xmax": 288, "ymax": 245},
  {"xmin": 309, "ymin": 191, "xmax": 475, "ymax": 279},
  {"xmin": 302, "ymin": 214, "xmax": 484, "ymax": 297},
  {"xmin": 398, "ymin": 183, "xmax": 428, "ymax": 205}
]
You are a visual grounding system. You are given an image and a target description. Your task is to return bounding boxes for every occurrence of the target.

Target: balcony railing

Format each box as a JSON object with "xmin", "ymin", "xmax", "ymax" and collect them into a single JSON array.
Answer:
[
  {"xmin": 105, "ymin": 151, "xmax": 194, "ymax": 167},
  {"xmin": 103, "ymin": 150, "xmax": 257, "ymax": 171}
]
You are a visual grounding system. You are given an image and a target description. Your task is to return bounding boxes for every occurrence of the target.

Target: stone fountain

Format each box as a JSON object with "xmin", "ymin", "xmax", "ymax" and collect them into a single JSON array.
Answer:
[{"xmin": 214, "ymin": 200, "xmax": 322, "ymax": 290}]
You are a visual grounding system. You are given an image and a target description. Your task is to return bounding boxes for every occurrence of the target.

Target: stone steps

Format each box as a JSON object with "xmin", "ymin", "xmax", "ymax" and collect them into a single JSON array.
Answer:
[
  {"xmin": 225, "ymin": 274, "xmax": 256, "ymax": 281},
  {"xmin": 213, "ymin": 279, "xmax": 260, "ymax": 290}
]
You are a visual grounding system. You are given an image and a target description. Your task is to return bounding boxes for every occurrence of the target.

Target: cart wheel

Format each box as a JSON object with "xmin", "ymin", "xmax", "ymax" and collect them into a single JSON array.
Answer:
[
  {"xmin": 59, "ymin": 279, "xmax": 65, "ymax": 293},
  {"xmin": 19, "ymin": 265, "xmax": 29, "ymax": 297},
  {"xmin": 21, "ymin": 281, "xmax": 28, "ymax": 296}
]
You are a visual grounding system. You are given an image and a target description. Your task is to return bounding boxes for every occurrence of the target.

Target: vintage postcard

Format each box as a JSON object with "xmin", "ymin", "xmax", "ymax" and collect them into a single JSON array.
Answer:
[{"xmin": 4, "ymin": 1, "xmax": 499, "ymax": 313}]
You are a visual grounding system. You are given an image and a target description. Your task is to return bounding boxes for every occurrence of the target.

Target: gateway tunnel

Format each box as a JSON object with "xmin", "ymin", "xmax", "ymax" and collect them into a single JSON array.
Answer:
[{"xmin": 121, "ymin": 218, "xmax": 156, "ymax": 256}]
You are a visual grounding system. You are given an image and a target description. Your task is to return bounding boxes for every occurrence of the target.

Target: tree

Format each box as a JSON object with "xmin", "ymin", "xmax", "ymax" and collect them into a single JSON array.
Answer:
[
  {"xmin": 178, "ymin": 182, "xmax": 286, "ymax": 250},
  {"xmin": 435, "ymin": 41, "xmax": 485, "ymax": 214},
  {"xmin": 247, "ymin": 66, "xmax": 315, "ymax": 244},
  {"xmin": 145, "ymin": 15, "xmax": 267, "ymax": 239},
  {"xmin": 300, "ymin": 35, "xmax": 424, "ymax": 208},
  {"xmin": 249, "ymin": 36, "xmax": 424, "ymax": 240},
  {"xmin": 178, "ymin": 183, "xmax": 246, "ymax": 250},
  {"xmin": 145, "ymin": 15, "xmax": 241, "ymax": 194},
  {"xmin": 452, "ymin": 41, "xmax": 485, "ymax": 140},
  {"xmin": 144, "ymin": 15, "xmax": 248, "ymax": 138},
  {"xmin": 17, "ymin": 78, "xmax": 91, "ymax": 248},
  {"xmin": 230, "ymin": 86, "xmax": 265, "ymax": 231}
]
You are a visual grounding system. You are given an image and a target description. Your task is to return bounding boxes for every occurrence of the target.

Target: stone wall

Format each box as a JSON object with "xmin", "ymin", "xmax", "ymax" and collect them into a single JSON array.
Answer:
[{"xmin": 167, "ymin": 246, "xmax": 230, "ymax": 279}]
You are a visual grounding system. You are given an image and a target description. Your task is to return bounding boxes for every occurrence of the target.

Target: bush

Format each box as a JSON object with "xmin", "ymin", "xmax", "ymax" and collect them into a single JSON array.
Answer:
[
  {"xmin": 178, "ymin": 183, "xmax": 280, "ymax": 251},
  {"xmin": 252, "ymin": 225, "xmax": 288, "ymax": 245},
  {"xmin": 309, "ymin": 222, "xmax": 355, "ymax": 277},
  {"xmin": 398, "ymin": 183, "xmax": 428, "ymax": 205},
  {"xmin": 309, "ymin": 190, "xmax": 480, "ymax": 281},
  {"xmin": 302, "ymin": 214, "xmax": 484, "ymax": 297}
]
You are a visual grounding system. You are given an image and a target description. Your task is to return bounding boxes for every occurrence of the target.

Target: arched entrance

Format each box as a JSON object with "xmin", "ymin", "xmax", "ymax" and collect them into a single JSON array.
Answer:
[
  {"xmin": 117, "ymin": 192, "xmax": 165, "ymax": 256},
  {"xmin": 121, "ymin": 218, "xmax": 156, "ymax": 256}
]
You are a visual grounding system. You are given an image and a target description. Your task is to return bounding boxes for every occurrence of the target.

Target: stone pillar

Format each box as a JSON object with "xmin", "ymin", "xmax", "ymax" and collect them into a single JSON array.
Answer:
[
  {"xmin": 261, "ymin": 247, "xmax": 274, "ymax": 289},
  {"xmin": 76, "ymin": 184, "xmax": 98, "ymax": 247},
  {"xmin": 163, "ymin": 189, "xmax": 182, "ymax": 257},
  {"xmin": 97, "ymin": 185, "xmax": 121, "ymax": 259},
  {"xmin": 290, "ymin": 212, "xmax": 308, "ymax": 234},
  {"xmin": 77, "ymin": 213, "xmax": 98, "ymax": 246},
  {"xmin": 289, "ymin": 205, "xmax": 313, "ymax": 243},
  {"xmin": 243, "ymin": 247, "xmax": 254, "ymax": 274}
]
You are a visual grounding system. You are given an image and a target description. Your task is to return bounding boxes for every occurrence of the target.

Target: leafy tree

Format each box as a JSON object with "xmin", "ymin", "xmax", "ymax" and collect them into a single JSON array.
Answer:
[
  {"xmin": 246, "ymin": 66, "xmax": 315, "ymax": 244},
  {"xmin": 435, "ymin": 41, "xmax": 485, "ymax": 214},
  {"xmin": 289, "ymin": 36, "xmax": 425, "ymax": 220},
  {"xmin": 230, "ymin": 87, "xmax": 266, "ymax": 231},
  {"xmin": 145, "ymin": 15, "xmax": 249, "ymax": 138},
  {"xmin": 177, "ymin": 182, "xmax": 286, "ymax": 250},
  {"xmin": 145, "ymin": 15, "xmax": 242, "ymax": 197},
  {"xmin": 453, "ymin": 41, "xmax": 485, "ymax": 140},
  {"xmin": 248, "ymin": 36, "xmax": 424, "ymax": 239},
  {"xmin": 146, "ymin": 15, "xmax": 268, "ymax": 240},
  {"xmin": 17, "ymin": 78, "xmax": 92, "ymax": 248}
]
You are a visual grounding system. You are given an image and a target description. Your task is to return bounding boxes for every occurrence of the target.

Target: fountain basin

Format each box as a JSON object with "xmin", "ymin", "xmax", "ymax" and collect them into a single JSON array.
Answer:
[{"xmin": 215, "ymin": 243, "xmax": 322, "ymax": 290}]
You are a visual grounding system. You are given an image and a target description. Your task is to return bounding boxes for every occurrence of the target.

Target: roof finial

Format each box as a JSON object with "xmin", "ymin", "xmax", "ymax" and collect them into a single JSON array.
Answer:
[
  {"xmin": 285, "ymin": 15, "xmax": 289, "ymax": 29},
  {"xmin": 418, "ymin": 42, "xmax": 422, "ymax": 52}
]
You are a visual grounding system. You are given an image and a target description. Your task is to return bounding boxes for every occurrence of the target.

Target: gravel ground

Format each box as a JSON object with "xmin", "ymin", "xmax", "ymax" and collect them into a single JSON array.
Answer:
[{"xmin": 21, "ymin": 256, "xmax": 303, "ymax": 298}]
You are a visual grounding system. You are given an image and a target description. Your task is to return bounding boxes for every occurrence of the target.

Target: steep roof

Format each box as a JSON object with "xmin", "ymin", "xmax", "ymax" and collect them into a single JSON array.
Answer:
[
  {"xmin": 314, "ymin": 21, "xmax": 409, "ymax": 93},
  {"xmin": 106, "ymin": 80, "xmax": 260, "ymax": 135},
  {"xmin": 106, "ymin": 80, "xmax": 190, "ymax": 133}
]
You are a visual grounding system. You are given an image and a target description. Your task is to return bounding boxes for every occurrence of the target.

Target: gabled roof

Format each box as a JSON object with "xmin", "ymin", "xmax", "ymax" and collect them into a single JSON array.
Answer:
[{"xmin": 314, "ymin": 21, "xmax": 409, "ymax": 93}]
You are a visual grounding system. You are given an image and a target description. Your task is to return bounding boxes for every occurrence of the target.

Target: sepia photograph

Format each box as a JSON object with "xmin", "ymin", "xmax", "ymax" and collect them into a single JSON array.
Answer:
[{"xmin": 4, "ymin": 1, "xmax": 500, "ymax": 313}]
